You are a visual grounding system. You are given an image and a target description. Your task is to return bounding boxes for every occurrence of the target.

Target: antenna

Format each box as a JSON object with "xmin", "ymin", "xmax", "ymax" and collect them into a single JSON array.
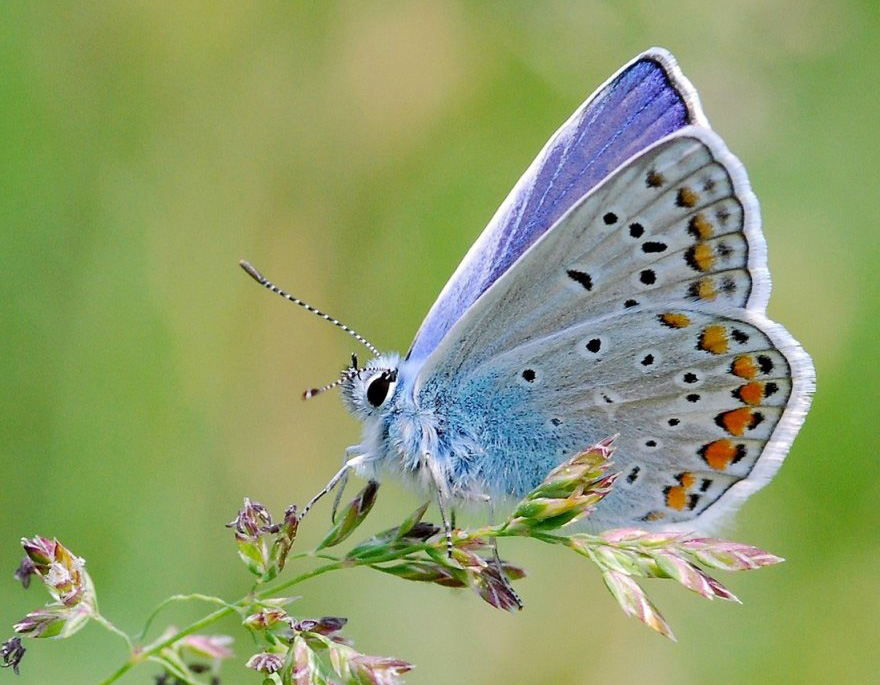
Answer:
[
  {"xmin": 239, "ymin": 260, "xmax": 381, "ymax": 357},
  {"xmin": 301, "ymin": 353, "xmax": 360, "ymax": 401},
  {"xmin": 302, "ymin": 371, "xmax": 354, "ymax": 400}
]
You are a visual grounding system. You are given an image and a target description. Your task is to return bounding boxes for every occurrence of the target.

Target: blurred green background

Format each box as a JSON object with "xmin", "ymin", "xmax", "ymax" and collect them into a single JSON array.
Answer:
[{"xmin": 2, "ymin": 2, "xmax": 878, "ymax": 683}]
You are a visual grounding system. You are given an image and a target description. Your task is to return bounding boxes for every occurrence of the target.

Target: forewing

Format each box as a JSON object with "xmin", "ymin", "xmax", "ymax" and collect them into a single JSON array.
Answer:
[
  {"xmin": 416, "ymin": 129, "xmax": 814, "ymax": 529},
  {"xmin": 420, "ymin": 129, "xmax": 767, "ymax": 377},
  {"xmin": 407, "ymin": 48, "xmax": 705, "ymax": 363}
]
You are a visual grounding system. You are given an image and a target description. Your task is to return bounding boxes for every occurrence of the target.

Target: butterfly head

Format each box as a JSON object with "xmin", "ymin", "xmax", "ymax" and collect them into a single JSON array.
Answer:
[{"xmin": 339, "ymin": 353, "xmax": 401, "ymax": 419}]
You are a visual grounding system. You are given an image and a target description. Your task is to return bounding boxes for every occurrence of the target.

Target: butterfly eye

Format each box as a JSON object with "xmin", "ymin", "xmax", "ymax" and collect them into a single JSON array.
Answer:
[{"xmin": 366, "ymin": 370, "xmax": 397, "ymax": 408}]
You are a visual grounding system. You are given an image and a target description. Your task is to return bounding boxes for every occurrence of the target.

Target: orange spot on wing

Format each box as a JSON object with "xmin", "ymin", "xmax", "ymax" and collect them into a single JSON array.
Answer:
[
  {"xmin": 737, "ymin": 382, "xmax": 764, "ymax": 405},
  {"xmin": 717, "ymin": 408, "xmax": 754, "ymax": 436},
  {"xmin": 678, "ymin": 472, "xmax": 696, "ymax": 489},
  {"xmin": 696, "ymin": 277, "xmax": 717, "ymax": 301},
  {"xmin": 665, "ymin": 486, "xmax": 687, "ymax": 511},
  {"xmin": 689, "ymin": 214, "xmax": 714, "ymax": 240},
  {"xmin": 732, "ymin": 355, "xmax": 757, "ymax": 379},
  {"xmin": 677, "ymin": 187, "xmax": 699, "ymax": 208},
  {"xmin": 647, "ymin": 170, "xmax": 665, "ymax": 188},
  {"xmin": 701, "ymin": 440, "xmax": 737, "ymax": 470},
  {"xmin": 693, "ymin": 242, "xmax": 715, "ymax": 271},
  {"xmin": 659, "ymin": 312, "xmax": 691, "ymax": 328},
  {"xmin": 699, "ymin": 325, "xmax": 729, "ymax": 355}
]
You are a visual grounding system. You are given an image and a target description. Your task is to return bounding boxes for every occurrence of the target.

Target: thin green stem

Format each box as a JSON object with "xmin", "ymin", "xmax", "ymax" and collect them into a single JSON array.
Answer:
[
  {"xmin": 91, "ymin": 614, "xmax": 133, "ymax": 651},
  {"xmin": 307, "ymin": 551, "xmax": 345, "ymax": 563},
  {"xmin": 135, "ymin": 593, "xmax": 233, "ymax": 642},
  {"xmin": 255, "ymin": 560, "xmax": 347, "ymax": 600}
]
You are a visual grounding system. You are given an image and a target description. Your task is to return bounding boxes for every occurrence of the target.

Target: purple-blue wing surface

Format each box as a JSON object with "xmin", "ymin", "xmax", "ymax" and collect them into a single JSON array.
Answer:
[{"xmin": 407, "ymin": 48, "xmax": 708, "ymax": 363}]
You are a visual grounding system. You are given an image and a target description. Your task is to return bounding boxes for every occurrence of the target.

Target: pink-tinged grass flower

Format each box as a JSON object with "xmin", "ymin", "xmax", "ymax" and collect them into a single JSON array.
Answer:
[
  {"xmin": 471, "ymin": 562, "xmax": 524, "ymax": 613},
  {"xmin": 14, "ymin": 607, "xmax": 72, "ymax": 639},
  {"xmin": 20, "ymin": 536, "xmax": 91, "ymax": 608},
  {"xmin": 349, "ymin": 654, "xmax": 414, "ymax": 685},
  {"xmin": 228, "ymin": 499, "xmax": 302, "ymax": 581},
  {"xmin": 291, "ymin": 634, "xmax": 322, "ymax": 685},
  {"xmin": 270, "ymin": 504, "xmax": 300, "ymax": 573},
  {"xmin": 564, "ymin": 525, "xmax": 783, "ymax": 636},
  {"xmin": 228, "ymin": 498, "xmax": 276, "ymax": 579},
  {"xmin": 449, "ymin": 548, "xmax": 525, "ymax": 612},
  {"xmin": 246, "ymin": 650, "xmax": 284, "ymax": 674},
  {"xmin": 677, "ymin": 538, "xmax": 785, "ymax": 571},
  {"xmin": 320, "ymin": 637, "xmax": 413, "ymax": 685},
  {"xmin": 12, "ymin": 537, "xmax": 96, "ymax": 642},
  {"xmin": 244, "ymin": 606, "xmax": 290, "ymax": 632},
  {"xmin": 506, "ymin": 439, "xmax": 618, "ymax": 531},
  {"xmin": 602, "ymin": 570, "xmax": 675, "ymax": 640}
]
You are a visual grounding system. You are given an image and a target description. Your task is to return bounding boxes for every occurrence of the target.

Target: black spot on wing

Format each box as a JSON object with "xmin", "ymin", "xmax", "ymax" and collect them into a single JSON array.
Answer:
[{"xmin": 566, "ymin": 269, "xmax": 593, "ymax": 291}]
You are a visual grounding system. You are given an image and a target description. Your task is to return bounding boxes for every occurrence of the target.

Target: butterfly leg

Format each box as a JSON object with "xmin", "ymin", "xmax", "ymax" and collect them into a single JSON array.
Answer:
[
  {"xmin": 329, "ymin": 470, "xmax": 350, "ymax": 523},
  {"xmin": 433, "ymin": 488, "xmax": 454, "ymax": 559},
  {"xmin": 420, "ymin": 451, "xmax": 455, "ymax": 557},
  {"xmin": 488, "ymin": 503, "xmax": 523, "ymax": 610},
  {"xmin": 329, "ymin": 447, "xmax": 360, "ymax": 522},
  {"xmin": 301, "ymin": 452, "xmax": 369, "ymax": 520}
]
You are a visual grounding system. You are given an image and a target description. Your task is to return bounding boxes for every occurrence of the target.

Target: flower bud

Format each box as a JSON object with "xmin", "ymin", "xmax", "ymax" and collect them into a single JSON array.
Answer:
[
  {"xmin": 292, "ymin": 635, "xmax": 321, "ymax": 683},
  {"xmin": 20, "ymin": 536, "xmax": 90, "ymax": 608},
  {"xmin": 316, "ymin": 481, "xmax": 379, "ymax": 550},
  {"xmin": 602, "ymin": 569, "xmax": 675, "ymax": 640},
  {"xmin": 473, "ymin": 564, "xmax": 523, "ymax": 612},
  {"xmin": 228, "ymin": 499, "xmax": 276, "ymax": 579},
  {"xmin": 529, "ymin": 439, "xmax": 615, "ymax": 500},
  {"xmin": 350, "ymin": 654, "xmax": 413, "ymax": 684},
  {"xmin": 506, "ymin": 439, "xmax": 618, "ymax": 534},
  {"xmin": 14, "ymin": 605, "xmax": 90, "ymax": 640},
  {"xmin": 678, "ymin": 538, "xmax": 784, "ymax": 571},
  {"xmin": 0, "ymin": 638, "xmax": 25, "ymax": 675},
  {"xmin": 244, "ymin": 607, "xmax": 289, "ymax": 632},
  {"xmin": 246, "ymin": 651, "xmax": 284, "ymax": 674},
  {"xmin": 269, "ymin": 505, "xmax": 299, "ymax": 572}
]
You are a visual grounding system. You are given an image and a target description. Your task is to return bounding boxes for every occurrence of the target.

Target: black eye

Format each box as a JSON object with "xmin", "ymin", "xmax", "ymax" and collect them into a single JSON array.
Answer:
[{"xmin": 366, "ymin": 371, "xmax": 396, "ymax": 407}]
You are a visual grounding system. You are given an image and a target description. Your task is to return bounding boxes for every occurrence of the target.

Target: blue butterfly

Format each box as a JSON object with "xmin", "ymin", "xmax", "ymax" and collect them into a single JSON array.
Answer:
[{"xmin": 244, "ymin": 48, "xmax": 814, "ymax": 533}]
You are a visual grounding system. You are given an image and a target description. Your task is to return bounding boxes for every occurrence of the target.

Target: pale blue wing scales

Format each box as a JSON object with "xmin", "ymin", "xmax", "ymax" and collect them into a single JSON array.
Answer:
[
  {"xmin": 407, "ymin": 48, "xmax": 706, "ymax": 363},
  {"xmin": 415, "ymin": 129, "xmax": 814, "ymax": 530},
  {"xmin": 439, "ymin": 308, "xmax": 812, "ymax": 530}
]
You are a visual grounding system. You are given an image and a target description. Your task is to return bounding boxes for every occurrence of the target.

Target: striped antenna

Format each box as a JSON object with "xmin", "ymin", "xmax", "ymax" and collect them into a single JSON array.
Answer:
[
  {"xmin": 302, "ymin": 369, "xmax": 356, "ymax": 401},
  {"xmin": 240, "ymin": 260, "xmax": 380, "ymax": 357},
  {"xmin": 304, "ymin": 356, "xmax": 359, "ymax": 400}
]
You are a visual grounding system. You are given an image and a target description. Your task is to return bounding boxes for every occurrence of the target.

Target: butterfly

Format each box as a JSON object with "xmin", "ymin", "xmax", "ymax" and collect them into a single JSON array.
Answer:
[{"xmin": 243, "ymin": 48, "xmax": 814, "ymax": 533}]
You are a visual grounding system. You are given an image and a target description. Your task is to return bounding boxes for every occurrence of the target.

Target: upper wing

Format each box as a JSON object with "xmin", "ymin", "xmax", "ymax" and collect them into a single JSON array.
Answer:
[
  {"xmin": 406, "ymin": 48, "xmax": 706, "ymax": 363},
  {"xmin": 415, "ymin": 129, "xmax": 814, "ymax": 530}
]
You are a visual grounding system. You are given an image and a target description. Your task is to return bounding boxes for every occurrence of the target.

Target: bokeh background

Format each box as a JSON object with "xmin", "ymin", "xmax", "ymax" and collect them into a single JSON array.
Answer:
[{"xmin": 3, "ymin": 2, "xmax": 878, "ymax": 683}]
